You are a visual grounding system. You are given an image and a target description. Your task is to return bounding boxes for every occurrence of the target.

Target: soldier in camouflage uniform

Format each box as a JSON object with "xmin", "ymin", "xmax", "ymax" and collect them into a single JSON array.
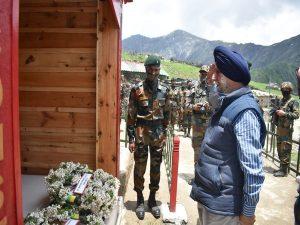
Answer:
[
  {"xmin": 183, "ymin": 80, "xmax": 193, "ymax": 137},
  {"xmin": 177, "ymin": 85, "xmax": 186, "ymax": 131},
  {"xmin": 187, "ymin": 66, "xmax": 212, "ymax": 164},
  {"xmin": 120, "ymin": 75, "xmax": 131, "ymax": 118},
  {"xmin": 126, "ymin": 55, "xmax": 170, "ymax": 220},
  {"xmin": 169, "ymin": 79, "xmax": 179, "ymax": 132},
  {"xmin": 270, "ymin": 82, "xmax": 299, "ymax": 177}
]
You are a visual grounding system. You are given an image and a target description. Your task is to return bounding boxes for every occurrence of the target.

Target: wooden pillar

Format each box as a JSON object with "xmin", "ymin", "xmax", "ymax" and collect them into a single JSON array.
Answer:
[{"xmin": 96, "ymin": 0, "xmax": 121, "ymax": 176}]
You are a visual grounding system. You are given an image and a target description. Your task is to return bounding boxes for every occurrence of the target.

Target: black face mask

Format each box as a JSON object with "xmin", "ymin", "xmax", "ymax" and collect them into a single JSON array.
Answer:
[
  {"xmin": 282, "ymin": 90, "xmax": 291, "ymax": 98},
  {"xmin": 146, "ymin": 73, "xmax": 158, "ymax": 82}
]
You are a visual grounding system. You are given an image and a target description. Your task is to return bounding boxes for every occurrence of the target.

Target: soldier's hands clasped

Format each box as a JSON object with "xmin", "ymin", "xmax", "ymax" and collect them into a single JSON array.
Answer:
[{"xmin": 129, "ymin": 142, "xmax": 136, "ymax": 153}]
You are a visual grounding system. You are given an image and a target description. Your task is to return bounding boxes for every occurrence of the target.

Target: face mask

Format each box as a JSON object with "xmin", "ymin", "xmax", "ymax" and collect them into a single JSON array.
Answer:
[
  {"xmin": 282, "ymin": 90, "xmax": 290, "ymax": 98},
  {"xmin": 200, "ymin": 77, "xmax": 207, "ymax": 87},
  {"xmin": 208, "ymin": 83, "xmax": 224, "ymax": 110},
  {"xmin": 146, "ymin": 73, "xmax": 158, "ymax": 82}
]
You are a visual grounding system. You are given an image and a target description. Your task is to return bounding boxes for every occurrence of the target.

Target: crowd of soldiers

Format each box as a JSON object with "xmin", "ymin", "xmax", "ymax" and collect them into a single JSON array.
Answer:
[
  {"xmin": 120, "ymin": 55, "xmax": 299, "ymax": 220},
  {"xmin": 121, "ymin": 69, "xmax": 213, "ymax": 172},
  {"xmin": 121, "ymin": 68, "xmax": 212, "ymax": 138},
  {"xmin": 121, "ymin": 67, "xmax": 300, "ymax": 178}
]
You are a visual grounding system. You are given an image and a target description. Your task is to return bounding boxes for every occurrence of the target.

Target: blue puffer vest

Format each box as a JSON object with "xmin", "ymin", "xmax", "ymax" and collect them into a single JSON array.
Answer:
[{"xmin": 190, "ymin": 86, "xmax": 266, "ymax": 216}]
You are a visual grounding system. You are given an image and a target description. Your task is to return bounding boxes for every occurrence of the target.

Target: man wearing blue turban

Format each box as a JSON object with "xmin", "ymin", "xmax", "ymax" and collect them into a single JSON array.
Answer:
[{"xmin": 190, "ymin": 46, "xmax": 266, "ymax": 225}]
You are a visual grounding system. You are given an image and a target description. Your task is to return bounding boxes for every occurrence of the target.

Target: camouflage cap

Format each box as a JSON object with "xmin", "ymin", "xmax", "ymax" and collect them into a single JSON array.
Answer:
[
  {"xmin": 281, "ymin": 82, "xmax": 293, "ymax": 91},
  {"xmin": 144, "ymin": 55, "xmax": 161, "ymax": 67},
  {"xmin": 199, "ymin": 65, "xmax": 209, "ymax": 74}
]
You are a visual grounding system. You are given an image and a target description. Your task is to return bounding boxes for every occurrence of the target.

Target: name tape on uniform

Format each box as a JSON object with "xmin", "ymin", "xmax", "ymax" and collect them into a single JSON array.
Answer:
[{"xmin": 74, "ymin": 173, "xmax": 92, "ymax": 194}]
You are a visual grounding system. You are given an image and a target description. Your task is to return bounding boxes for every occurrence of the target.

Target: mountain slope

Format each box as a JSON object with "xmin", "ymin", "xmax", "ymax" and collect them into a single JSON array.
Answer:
[{"xmin": 123, "ymin": 30, "xmax": 300, "ymax": 86}]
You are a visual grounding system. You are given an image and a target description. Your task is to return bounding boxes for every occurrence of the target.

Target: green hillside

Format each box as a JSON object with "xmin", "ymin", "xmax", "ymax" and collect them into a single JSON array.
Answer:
[
  {"xmin": 123, "ymin": 30, "xmax": 300, "ymax": 88},
  {"xmin": 122, "ymin": 52, "xmax": 299, "ymax": 99},
  {"xmin": 122, "ymin": 52, "xmax": 199, "ymax": 79},
  {"xmin": 122, "ymin": 52, "xmax": 146, "ymax": 63},
  {"xmin": 251, "ymin": 63, "xmax": 297, "ymax": 85}
]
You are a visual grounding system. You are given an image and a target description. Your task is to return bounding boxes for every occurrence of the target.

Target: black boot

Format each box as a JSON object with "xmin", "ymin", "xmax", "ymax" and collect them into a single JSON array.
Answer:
[
  {"xmin": 148, "ymin": 191, "xmax": 160, "ymax": 219},
  {"xmin": 273, "ymin": 164, "xmax": 282, "ymax": 174},
  {"xmin": 135, "ymin": 191, "xmax": 145, "ymax": 220},
  {"xmin": 187, "ymin": 128, "xmax": 191, "ymax": 138},
  {"xmin": 274, "ymin": 165, "xmax": 288, "ymax": 177},
  {"xmin": 183, "ymin": 128, "xmax": 187, "ymax": 137}
]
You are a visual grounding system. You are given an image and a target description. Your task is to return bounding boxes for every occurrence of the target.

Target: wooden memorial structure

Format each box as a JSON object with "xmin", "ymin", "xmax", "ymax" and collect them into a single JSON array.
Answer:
[{"xmin": 0, "ymin": 0, "xmax": 132, "ymax": 223}]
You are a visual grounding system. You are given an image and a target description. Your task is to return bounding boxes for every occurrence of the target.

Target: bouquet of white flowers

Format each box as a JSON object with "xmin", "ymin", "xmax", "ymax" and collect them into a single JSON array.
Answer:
[
  {"xmin": 24, "ymin": 204, "xmax": 106, "ymax": 225},
  {"xmin": 24, "ymin": 205, "xmax": 69, "ymax": 225},
  {"xmin": 80, "ymin": 169, "xmax": 120, "ymax": 218},
  {"xmin": 45, "ymin": 162, "xmax": 92, "ymax": 204},
  {"xmin": 25, "ymin": 162, "xmax": 120, "ymax": 225}
]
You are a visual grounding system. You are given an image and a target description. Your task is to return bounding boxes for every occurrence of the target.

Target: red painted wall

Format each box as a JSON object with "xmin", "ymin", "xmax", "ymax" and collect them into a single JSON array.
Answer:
[{"xmin": 0, "ymin": 0, "xmax": 23, "ymax": 224}]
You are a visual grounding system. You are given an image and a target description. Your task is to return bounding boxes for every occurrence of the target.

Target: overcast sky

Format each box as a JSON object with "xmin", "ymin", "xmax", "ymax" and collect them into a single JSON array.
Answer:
[{"xmin": 122, "ymin": 0, "xmax": 300, "ymax": 46}]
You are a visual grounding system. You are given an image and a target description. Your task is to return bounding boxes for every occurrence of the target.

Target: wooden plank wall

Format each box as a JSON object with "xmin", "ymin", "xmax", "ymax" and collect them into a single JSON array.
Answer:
[{"xmin": 19, "ymin": 0, "xmax": 98, "ymax": 174}]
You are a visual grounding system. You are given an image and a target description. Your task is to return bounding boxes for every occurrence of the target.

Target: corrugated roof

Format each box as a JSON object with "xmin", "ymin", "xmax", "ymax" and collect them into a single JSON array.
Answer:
[{"xmin": 121, "ymin": 61, "xmax": 169, "ymax": 77}]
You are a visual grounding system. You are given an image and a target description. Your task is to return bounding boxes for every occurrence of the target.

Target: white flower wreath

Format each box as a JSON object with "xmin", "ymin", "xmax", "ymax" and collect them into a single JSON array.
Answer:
[{"xmin": 25, "ymin": 162, "xmax": 119, "ymax": 225}]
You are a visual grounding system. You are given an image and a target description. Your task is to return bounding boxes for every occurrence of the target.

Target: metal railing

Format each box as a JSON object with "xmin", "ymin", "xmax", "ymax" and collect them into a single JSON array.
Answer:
[
  {"xmin": 162, "ymin": 126, "xmax": 180, "ymax": 212},
  {"xmin": 263, "ymin": 122, "xmax": 300, "ymax": 176},
  {"xmin": 163, "ymin": 125, "xmax": 175, "ymax": 187}
]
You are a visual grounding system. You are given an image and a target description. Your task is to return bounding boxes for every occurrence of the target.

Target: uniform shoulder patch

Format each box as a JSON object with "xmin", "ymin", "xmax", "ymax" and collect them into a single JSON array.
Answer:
[
  {"xmin": 131, "ymin": 82, "xmax": 142, "ymax": 91},
  {"xmin": 159, "ymin": 82, "xmax": 169, "ymax": 92}
]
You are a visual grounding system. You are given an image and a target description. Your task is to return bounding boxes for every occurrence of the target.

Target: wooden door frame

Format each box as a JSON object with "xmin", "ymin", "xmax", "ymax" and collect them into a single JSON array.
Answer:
[{"xmin": 0, "ymin": 0, "xmax": 23, "ymax": 223}]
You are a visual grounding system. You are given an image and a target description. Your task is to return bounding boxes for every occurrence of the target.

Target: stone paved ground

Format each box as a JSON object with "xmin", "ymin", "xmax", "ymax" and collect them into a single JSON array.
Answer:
[{"xmin": 121, "ymin": 129, "xmax": 298, "ymax": 225}]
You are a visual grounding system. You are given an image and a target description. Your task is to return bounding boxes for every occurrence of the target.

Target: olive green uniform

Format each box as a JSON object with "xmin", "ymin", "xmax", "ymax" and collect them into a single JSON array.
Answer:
[
  {"xmin": 177, "ymin": 89, "xmax": 185, "ymax": 130},
  {"xmin": 127, "ymin": 81, "xmax": 170, "ymax": 193},
  {"xmin": 274, "ymin": 97, "xmax": 299, "ymax": 166},
  {"xmin": 120, "ymin": 81, "xmax": 131, "ymax": 118},
  {"xmin": 183, "ymin": 89, "xmax": 193, "ymax": 136},
  {"xmin": 169, "ymin": 86, "xmax": 179, "ymax": 130},
  {"xmin": 185, "ymin": 82, "xmax": 212, "ymax": 162}
]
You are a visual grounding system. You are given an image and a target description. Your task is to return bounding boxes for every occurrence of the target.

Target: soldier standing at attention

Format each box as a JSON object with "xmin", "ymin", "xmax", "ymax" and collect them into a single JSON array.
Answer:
[
  {"xmin": 178, "ymin": 85, "xmax": 186, "ymax": 131},
  {"xmin": 169, "ymin": 78, "xmax": 178, "ymax": 133},
  {"xmin": 190, "ymin": 66, "xmax": 212, "ymax": 165},
  {"xmin": 183, "ymin": 80, "xmax": 193, "ymax": 137},
  {"xmin": 126, "ymin": 55, "xmax": 170, "ymax": 220},
  {"xmin": 271, "ymin": 82, "xmax": 299, "ymax": 177}
]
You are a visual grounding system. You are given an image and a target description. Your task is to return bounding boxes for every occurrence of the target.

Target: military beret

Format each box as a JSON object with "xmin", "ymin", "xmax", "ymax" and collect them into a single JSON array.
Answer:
[
  {"xmin": 144, "ymin": 55, "xmax": 161, "ymax": 67},
  {"xmin": 213, "ymin": 46, "xmax": 251, "ymax": 85}
]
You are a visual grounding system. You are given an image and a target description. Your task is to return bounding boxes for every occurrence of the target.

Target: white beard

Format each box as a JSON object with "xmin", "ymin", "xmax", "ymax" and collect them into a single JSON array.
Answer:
[{"xmin": 219, "ymin": 75, "xmax": 230, "ymax": 93}]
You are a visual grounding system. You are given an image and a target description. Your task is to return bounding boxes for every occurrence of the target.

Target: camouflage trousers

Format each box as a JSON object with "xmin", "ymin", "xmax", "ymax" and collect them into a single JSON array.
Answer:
[
  {"xmin": 276, "ymin": 127, "xmax": 293, "ymax": 165},
  {"xmin": 133, "ymin": 125, "xmax": 164, "ymax": 193},
  {"xmin": 170, "ymin": 110, "xmax": 177, "ymax": 127},
  {"xmin": 192, "ymin": 114, "xmax": 208, "ymax": 164},
  {"xmin": 177, "ymin": 108, "xmax": 184, "ymax": 128},
  {"xmin": 183, "ymin": 112, "xmax": 192, "ymax": 129}
]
